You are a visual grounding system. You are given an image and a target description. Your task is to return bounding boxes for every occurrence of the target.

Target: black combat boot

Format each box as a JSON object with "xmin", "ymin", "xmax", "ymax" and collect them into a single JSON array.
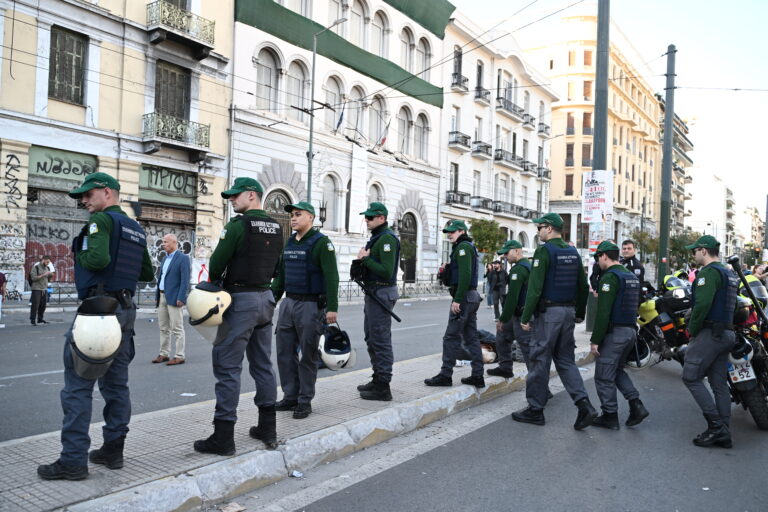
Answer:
[
  {"xmin": 37, "ymin": 460, "xmax": 88, "ymax": 481},
  {"xmin": 693, "ymin": 414, "xmax": 732, "ymax": 448},
  {"xmin": 274, "ymin": 399, "xmax": 298, "ymax": 411},
  {"xmin": 360, "ymin": 379, "xmax": 392, "ymax": 401},
  {"xmin": 592, "ymin": 412, "xmax": 620, "ymax": 430},
  {"xmin": 424, "ymin": 374, "xmax": 452, "ymax": 387},
  {"xmin": 625, "ymin": 398, "xmax": 650, "ymax": 426},
  {"xmin": 511, "ymin": 406, "xmax": 545, "ymax": 426},
  {"xmin": 574, "ymin": 398, "xmax": 598, "ymax": 430},
  {"xmin": 194, "ymin": 419, "xmax": 236, "ymax": 456},
  {"xmin": 486, "ymin": 367, "xmax": 514, "ymax": 378},
  {"xmin": 357, "ymin": 375, "xmax": 376, "ymax": 392},
  {"xmin": 89, "ymin": 436, "xmax": 125, "ymax": 469},
  {"xmin": 460, "ymin": 375, "xmax": 486, "ymax": 388},
  {"xmin": 249, "ymin": 405, "xmax": 278, "ymax": 449}
]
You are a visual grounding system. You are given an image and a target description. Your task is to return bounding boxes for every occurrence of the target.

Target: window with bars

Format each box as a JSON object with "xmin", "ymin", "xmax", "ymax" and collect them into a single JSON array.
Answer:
[
  {"xmin": 155, "ymin": 61, "xmax": 191, "ymax": 119},
  {"xmin": 48, "ymin": 27, "xmax": 87, "ymax": 105}
]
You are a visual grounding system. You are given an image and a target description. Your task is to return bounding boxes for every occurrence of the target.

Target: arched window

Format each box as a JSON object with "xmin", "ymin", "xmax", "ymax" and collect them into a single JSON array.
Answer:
[
  {"xmin": 453, "ymin": 46, "xmax": 462, "ymax": 76},
  {"xmin": 371, "ymin": 12, "xmax": 388, "ymax": 57},
  {"xmin": 368, "ymin": 183, "xmax": 383, "ymax": 204},
  {"xmin": 518, "ymin": 231, "xmax": 529, "ymax": 248},
  {"xmin": 524, "ymin": 91, "xmax": 531, "ymax": 113},
  {"xmin": 286, "ymin": 61, "xmax": 308, "ymax": 123},
  {"xmin": 416, "ymin": 38, "xmax": 430, "ymax": 80},
  {"xmin": 347, "ymin": 86, "xmax": 365, "ymax": 138},
  {"xmin": 414, "ymin": 114, "xmax": 428, "ymax": 161},
  {"xmin": 539, "ymin": 100, "xmax": 545, "ymax": 121},
  {"xmin": 324, "ymin": 76, "xmax": 343, "ymax": 131},
  {"xmin": 349, "ymin": 1, "xmax": 366, "ymax": 47},
  {"xmin": 369, "ymin": 95, "xmax": 386, "ymax": 145},
  {"xmin": 476, "ymin": 60, "xmax": 484, "ymax": 89},
  {"xmin": 322, "ymin": 175, "xmax": 339, "ymax": 230},
  {"xmin": 397, "ymin": 107, "xmax": 412, "ymax": 155},
  {"xmin": 329, "ymin": 0, "xmax": 344, "ymax": 33},
  {"xmin": 256, "ymin": 48, "xmax": 279, "ymax": 112},
  {"xmin": 400, "ymin": 28, "xmax": 414, "ymax": 72}
]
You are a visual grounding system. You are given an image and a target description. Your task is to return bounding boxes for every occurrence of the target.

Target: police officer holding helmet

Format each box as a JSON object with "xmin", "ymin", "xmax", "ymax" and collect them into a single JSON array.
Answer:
[
  {"xmin": 512, "ymin": 212, "xmax": 597, "ymax": 429},
  {"xmin": 425, "ymin": 220, "xmax": 484, "ymax": 388},
  {"xmin": 590, "ymin": 240, "xmax": 649, "ymax": 430},
  {"xmin": 683, "ymin": 235, "xmax": 738, "ymax": 448},
  {"xmin": 271, "ymin": 201, "xmax": 339, "ymax": 419},
  {"xmin": 194, "ymin": 177, "xmax": 283, "ymax": 455},
  {"xmin": 355, "ymin": 202, "xmax": 400, "ymax": 401},
  {"xmin": 38, "ymin": 172, "xmax": 153, "ymax": 481}
]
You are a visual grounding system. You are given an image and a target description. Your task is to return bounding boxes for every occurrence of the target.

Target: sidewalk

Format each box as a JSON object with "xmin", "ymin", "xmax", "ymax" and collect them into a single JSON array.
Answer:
[{"xmin": 0, "ymin": 325, "xmax": 595, "ymax": 512}]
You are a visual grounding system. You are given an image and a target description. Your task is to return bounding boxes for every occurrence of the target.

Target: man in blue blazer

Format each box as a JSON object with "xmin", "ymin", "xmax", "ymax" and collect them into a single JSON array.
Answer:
[{"xmin": 152, "ymin": 234, "xmax": 191, "ymax": 365}]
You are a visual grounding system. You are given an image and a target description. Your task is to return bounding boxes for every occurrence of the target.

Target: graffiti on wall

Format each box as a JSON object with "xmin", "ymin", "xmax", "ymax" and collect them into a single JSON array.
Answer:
[
  {"xmin": 139, "ymin": 223, "xmax": 195, "ymax": 287},
  {"xmin": 25, "ymin": 220, "xmax": 78, "ymax": 283},
  {"xmin": 3, "ymin": 153, "xmax": 23, "ymax": 214},
  {"xmin": 144, "ymin": 165, "xmax": 196, "ymax": 197},
  {"xmin": 32, "ymin": 154, "xmax": 96, "ymax": 177}
]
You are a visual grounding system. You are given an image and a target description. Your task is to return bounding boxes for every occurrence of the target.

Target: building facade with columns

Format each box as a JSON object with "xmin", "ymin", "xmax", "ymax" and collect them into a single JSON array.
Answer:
[
  {"xmin": 231, "ymin": 0, "xmax": 457, "ymax": 281},
  {"xmin": 439, "ymin": 11, "xmax": 556, "ymax": 261},
  {"xmin": 0, "ymin": 0, "xmax": 234, "ymax": 294}
]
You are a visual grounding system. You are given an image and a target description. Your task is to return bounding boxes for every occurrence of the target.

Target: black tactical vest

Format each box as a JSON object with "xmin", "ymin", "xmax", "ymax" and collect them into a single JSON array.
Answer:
[{"xmin": 223, "ymin": 214, "xmax": 283, "ymax": 288}]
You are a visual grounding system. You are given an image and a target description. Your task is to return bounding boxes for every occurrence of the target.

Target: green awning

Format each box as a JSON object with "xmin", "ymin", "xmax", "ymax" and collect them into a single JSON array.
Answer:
[{"xmin": 383, "ymin": 0, "xmax": 456, "ymax": 39}]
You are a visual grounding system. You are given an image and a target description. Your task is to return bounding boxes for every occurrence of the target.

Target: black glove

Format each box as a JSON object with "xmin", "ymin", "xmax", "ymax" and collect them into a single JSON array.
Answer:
[{"xmin": 350, "ymin": 259, "xmax": 365, "ymax": 281}]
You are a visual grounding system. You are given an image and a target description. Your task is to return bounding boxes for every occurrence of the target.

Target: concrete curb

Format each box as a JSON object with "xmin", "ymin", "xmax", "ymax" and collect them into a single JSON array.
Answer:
[{"xmin": 58, "ymin": 350, "xmax": 595, "ymax": 512}]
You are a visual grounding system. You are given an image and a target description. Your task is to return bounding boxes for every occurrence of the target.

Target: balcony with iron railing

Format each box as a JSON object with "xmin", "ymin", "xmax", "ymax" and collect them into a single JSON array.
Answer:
[
  {"xmin": 492, "ymin": 200, "xmax": 515, "ymax": 215},
  {"xmin": 581, "ymin": 158, "xmax": 592, "ymax": 168},
  {"xmin": 538, "ymin": 122, "xmax": 551, "ymax": 137},
  {"xmin": 470, "ymin": 196, "xmax": 494, "ymax": 210},
  {"xmin": 566, "ymin": 126, "xmax": 575, "ymax": 135},
  {"xmin": 494, "ymin": 148, "xmax": 523, "ymax": 170},
  {"xmin": 522, "ymin": 114, "xmax": 536, "ymax": 130},
  {"xmin": 142, "ymin": 112, "xmax": 210, "ymax": 162},
  {"xmin": 495, "ymin": 97, "xmax": 524, "ymax": 122},
  {"xmin": 522, "ymin": 160, "xmax": 538, "ymax": 175},
  {"xmin": 445, "ymin": 190, "xmax": 471, "ymax": 206},
  {"xmin": 451, "ymin": 73, "xmax": 469, "ymax": 93},
  {"xmin": 583, "ymin": 126, "xmax": 593, "ymax": 136},
  {"xmin": 471, "ymin": 141, "xmax": 493, "ymax": 160},
  {"xmin": 448, "ymin": 131, "xmax": 471, "ymax": 152},
  {"xmin": 565, "ymin": 157, "xmax": 574, "ymax": 167},
  {"xmin": 146, "ymin": 0, "xmax": 215, "ymax": 60},
  {"xmin": 537, "ymin": 166, "xmax": 551, "ymax": 180},
  {"xmin": 474, "ymin": 87, "xmax": 491, "ymax": 105}
]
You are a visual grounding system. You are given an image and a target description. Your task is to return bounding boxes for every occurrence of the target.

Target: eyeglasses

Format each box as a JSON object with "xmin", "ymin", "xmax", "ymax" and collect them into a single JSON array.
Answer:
[
  {"xmin": 536, "ymin": 225, "xmax": 549, "ymax": 231},
  {"xmin": 365, "ymin": 216, "xmax": 375, "ymax": 221}
]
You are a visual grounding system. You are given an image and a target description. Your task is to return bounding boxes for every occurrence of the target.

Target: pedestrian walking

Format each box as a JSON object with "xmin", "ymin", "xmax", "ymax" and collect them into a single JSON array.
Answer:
[
  {"xmin": 37, "ymin": 172, "xmax": 153, "ymax": 481},
  {"xmin": 512, "ymin": 212, "xmax": 597, "ymax": 429},
  {"xmin": 590, "ymin": 241, "xmax": 649, "ymax": 430},
  {"xmin": 193, "ymin": 177, "xmax": 283, "ymax": 455},
  {"xmin": 271, "ymin": 201, "xmax": 339, "ymax": 419},
  {"xmin": 425, "ymin": 220, "xmax": 484, "ymax": 389},
  {"xmin": 682, "ymin": 235, "xmax": 738, "ymax": 448},
  {"xmin": 152, "ymin": 234, "xmax": 191, "ymax": 366},
  {"xmin": 30, "ymin": 255, "xmax": 53, "ymax": 325},
  {"xmin": 355, "ymin": 202, "xmax": 400, "ymax": 401}
]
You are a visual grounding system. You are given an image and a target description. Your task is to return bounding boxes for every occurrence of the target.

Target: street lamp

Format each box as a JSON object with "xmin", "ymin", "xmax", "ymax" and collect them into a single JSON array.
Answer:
[{"xmin": 307, "ymin": 17, "xmax": 347, "ymax": 204}]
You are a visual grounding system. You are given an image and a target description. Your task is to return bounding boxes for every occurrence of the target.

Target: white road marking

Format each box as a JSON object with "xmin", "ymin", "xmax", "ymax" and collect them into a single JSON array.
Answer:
[
  {"xmin": 0, "ymin": 369, "xmax": 64, "ymax": 381},
  {"xmin": 391, "ymin": 323, "xmax": 440, "ymax": 332}
]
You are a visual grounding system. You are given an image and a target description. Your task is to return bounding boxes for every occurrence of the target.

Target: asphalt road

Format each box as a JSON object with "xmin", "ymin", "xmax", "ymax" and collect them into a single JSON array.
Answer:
[
  {"xmin": 300, "ymin": 362, "xmax": 768, "ymax": 512},
  {"xmin": 0, "ymin": 297, "xmax": 499, "ymax": 441}
]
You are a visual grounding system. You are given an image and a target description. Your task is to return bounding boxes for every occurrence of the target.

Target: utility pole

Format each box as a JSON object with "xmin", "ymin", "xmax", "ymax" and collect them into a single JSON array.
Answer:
[{"xmin": 657, "ymin": 45, "xmax": 676, "ymax": 288}]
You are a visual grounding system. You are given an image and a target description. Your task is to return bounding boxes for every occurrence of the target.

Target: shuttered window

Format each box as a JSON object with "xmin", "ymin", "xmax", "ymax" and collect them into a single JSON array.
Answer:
[
  {"xmin": 48, "ymin": 27, "xmax": 87, "ymax": 105},
  {"xmin": 155, "ymin": 61, "xmax": 190, "ymax": 120}
]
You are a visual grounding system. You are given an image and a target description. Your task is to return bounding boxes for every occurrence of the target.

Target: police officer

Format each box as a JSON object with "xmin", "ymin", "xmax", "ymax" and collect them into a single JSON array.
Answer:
[
  {"xmin": 194, "ymin": 177, "xmax": 283, "ymax": 455},
  {"xmin": 38, "ymin": 173, "xmax": 153, "ymax": 481},
  {"xmin": 590, "ymin": 241, "xmax": 649, "ymax": 430},
  {"xmin": 489, "ymin": 240, "xmax": 528, "ymax": 378},
  {"xmin": 271, "ymin": 201, "xmax": 339, "ymax": 419},
  {"xmin": 425, "ymin": 220, "xmax": 484, "ymax": 388},
  {"xmin": 512, "ymin": 213, "xmax": 597, "ymax": 429},
  {"xmin": 356, "ymin": 202, "xmax": 400, "ymax": 401},
  {"xmin": 683, "ymin": 235, "xmax": 738, "ymax": 448},
  {"xmin": 620, "ymin": 239, "xmax": 645, "ymax": 284}
]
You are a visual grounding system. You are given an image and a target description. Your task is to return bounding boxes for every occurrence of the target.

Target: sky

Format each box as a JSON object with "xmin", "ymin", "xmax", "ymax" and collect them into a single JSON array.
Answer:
[{"xmin": 448, "ymin": 0, "xmax": 768, "ymax": 230}]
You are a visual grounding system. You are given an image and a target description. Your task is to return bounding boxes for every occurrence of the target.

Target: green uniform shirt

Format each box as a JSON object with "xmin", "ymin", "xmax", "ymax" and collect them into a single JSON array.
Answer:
[
  {"xmin": 688, "ymin": 262, "xmax": 725, "ymax": 337},
  {"xmin": 590, "ymin": 264, "xmax": 629, "ymax": 345},
  {"xmin": 450, "ymin": 239, "xmax": 475, "ymax": 303},
  {"xmin": 77, "ymin": 205, "xmax": 154, "ymax": 281},
  {"xmin": 498, "ymin": 258, "xmax": 530, "ymax": 323},
  {"xmin": 362, "ymin": 223, "xmax": 398, "ymax": 287},
  {"xmin": 209, "ymin": 209, "xmax": 272, "ymax": 283},
  {"xmin": 520, "ymin": 238, "xmax": 589, "ymax": 324},
  {"xmin": 271, "ymin": 228, "xmax": 340, "ymax": 312}
]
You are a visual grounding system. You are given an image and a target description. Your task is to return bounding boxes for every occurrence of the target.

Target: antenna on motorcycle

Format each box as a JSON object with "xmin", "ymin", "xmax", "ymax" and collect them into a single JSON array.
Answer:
[{"xmin": 728, "ymin": 254, "xmax": 768, "ymax": 327}]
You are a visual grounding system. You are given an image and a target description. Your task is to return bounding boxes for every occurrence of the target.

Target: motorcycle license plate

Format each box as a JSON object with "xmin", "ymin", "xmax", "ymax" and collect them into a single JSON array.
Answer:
[{"xmin": 728, "ymin": 361, "xmax": 756, "ymax": 383}]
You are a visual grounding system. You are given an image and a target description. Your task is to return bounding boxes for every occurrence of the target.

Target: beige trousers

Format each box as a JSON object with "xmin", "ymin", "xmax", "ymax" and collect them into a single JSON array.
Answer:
[{"xmin": 158, "ymin": 293, "xmax": 185, "ymax": 358}]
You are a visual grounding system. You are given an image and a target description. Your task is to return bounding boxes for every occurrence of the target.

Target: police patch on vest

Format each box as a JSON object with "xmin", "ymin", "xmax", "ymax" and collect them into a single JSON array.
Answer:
[
  {"xmin": 698, "ymin": 277, "xmax": 706, "ymax": 286},
  {"xmin": 384, "ymin": 244, "xmax": 391, "ymax": 252},
  {"xmin": 89, "ymin": 223, "xmax": 99, "ymax": 234},
  {"xmin": 459, "ymin": 249, "xmax": 466, "ymax": 256},
  {"xmin": 634, "ymin": 269, "xmax": 641, "ymax": 275},
  {"xmin": 511, "ymin": 273, "xmax": 518, "ymax": 280},
  {"xmin": 602, "ymin": 283, "xmax": 611, "ymax": 292},
  {"xmin": 327, "ymin": 242, "xmax": 335, "ymax": 251},
  {"xmin": 250, "ymin": 220, "xmax": 279, "ymax": 235},
  {"xmin": 220, "ymin": 229, "xmax": 227, "ymax": 240},
  {"xmin": 533, "ymin": 259, "xmax": 540, "ymax": 267}
]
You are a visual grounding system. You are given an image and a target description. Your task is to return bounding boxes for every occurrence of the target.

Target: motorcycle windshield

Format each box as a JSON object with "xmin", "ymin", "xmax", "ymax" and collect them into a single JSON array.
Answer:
[
  {"xmin": 664, "ymin": 276, "xmax": 687, "ymax": 290},
  {"xmin": 749, "ymin": 281, "xmax": 768, "ymax": 302}
]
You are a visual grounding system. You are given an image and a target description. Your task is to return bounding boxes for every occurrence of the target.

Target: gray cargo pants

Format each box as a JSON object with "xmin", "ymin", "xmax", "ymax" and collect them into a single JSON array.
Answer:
[
  {"xmin": 440, "ymin": 290, "xmax": 483, "ymax": 378},
  {"xmin": 595, "ymin": 326, "xmax": 640, "ymax": 414},
  {"xmin": 363, "ymin": 286, "xmax": 398, "ymax": 383},
  {"xmin": 276, "ymin": 297, "xmax": 325, "ymax": 404},
  {"xmin": 682, "ymin": 327, "xmax": 735, "ymax": 423}
]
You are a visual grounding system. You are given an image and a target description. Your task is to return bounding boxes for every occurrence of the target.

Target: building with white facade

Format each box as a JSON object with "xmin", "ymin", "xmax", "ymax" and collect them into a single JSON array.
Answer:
[
  {"xmin": 688, "ymin": 173, "xmax": 730, "ymax": 248},
  {"xmin": 440, "ymin": 12, "xmax": 556, "ymax": 260}
]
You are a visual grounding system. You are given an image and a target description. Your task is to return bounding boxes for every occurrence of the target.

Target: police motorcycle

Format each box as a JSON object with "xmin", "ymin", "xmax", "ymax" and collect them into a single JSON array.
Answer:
[
  {"xmin": 725, "ymin": 255, "xmax": 768, "ymax": 430},
  {"xmin": 626, "ymin": 275, "xmax": 692, "ymax": 369}
]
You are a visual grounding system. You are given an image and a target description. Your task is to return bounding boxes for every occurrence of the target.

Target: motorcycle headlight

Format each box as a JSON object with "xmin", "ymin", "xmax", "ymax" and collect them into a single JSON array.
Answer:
[{"xmin": 672, "ymin": 288, "xmax": 685, "ymax": 299}]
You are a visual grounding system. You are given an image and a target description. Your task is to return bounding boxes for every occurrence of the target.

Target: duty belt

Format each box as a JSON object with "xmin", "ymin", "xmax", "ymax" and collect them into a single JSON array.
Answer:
[
  {"xmin": 542, "ymin": 300, "xmax": 576, "ymax": 308},
  {"xmin": 286, "ymin": 292, "xmax": 320, "ymax": 302},
  {"xmin": 703, "ymin": 320, "xmax": 734, "ymax": 330},
  {"xmin": 226, "ymin": 284, "xmax": 271, "ymax": 293}
]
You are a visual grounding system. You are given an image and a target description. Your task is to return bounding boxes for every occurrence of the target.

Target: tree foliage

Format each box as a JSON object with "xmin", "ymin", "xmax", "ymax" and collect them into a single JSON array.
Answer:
[
  {"xmin": 469, "ymin": 219, "xmax": 508, "ymax": 264},
  {"xmin": 669, "ymin": 231, "xmax": 701, "ymax": 270},
  {"xmin": 629, "ymin": 229, "xmax": 659, "ymax": 260}
]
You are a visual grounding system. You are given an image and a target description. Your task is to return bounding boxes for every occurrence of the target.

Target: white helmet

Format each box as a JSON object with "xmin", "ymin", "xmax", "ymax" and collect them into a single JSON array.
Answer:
[
  {"xmin": 319, "ymin": 324, "xmax": 356, "ymax": 371},
  {"xmin": 481, "ymin": 346, "xmax": 497, "ymax": 364},
  {"xmin": 729, "ymin": 337, "xmax": 754, "ymax": 366},
  {"xmin": 70, "ymin": 296, "xmax": 122, "ymax": 379},
  {"xmin": 624, "ymin": 338, "xmax": 653, "ymax": 369},
  {"xmin": 187, "ymin": 282, "xmax": 232, "ymax": 327}
]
